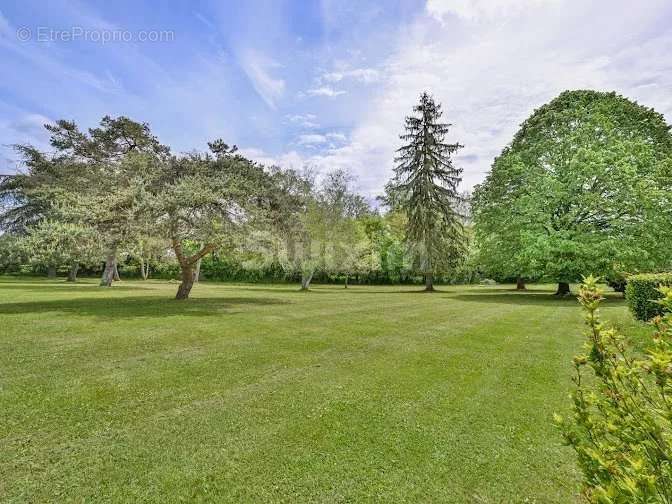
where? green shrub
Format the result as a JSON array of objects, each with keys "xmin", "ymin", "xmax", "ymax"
[
  {"xmin": 555, "ymin": 276, "xmax": 672, "ymax": 502},
  {"xmin": 625, "ymin": 273, "xmax": 672, "ymax": 321}
]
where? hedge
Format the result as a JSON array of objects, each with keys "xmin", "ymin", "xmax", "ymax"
[{"xmin": 625, "ymin": 273, "xmax": 672, "ymax": 321}]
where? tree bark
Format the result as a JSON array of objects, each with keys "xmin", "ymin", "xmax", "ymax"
[
  {"xmin": 516, "ymin": 277, "xmax": 526, "ymax": 290},
  {"xmin": 139, "ymin": 257, "xmax": 149, "ymax": 280},
  {"xmin": 555, "ymin": 282, "xmax": 571, "ymax": 296},
  {"xmin": 301, "ymin": 271, "xmax": 314, "ymax": 291},
  {"xmin": 113, "ymin": 260, "xmax": 121, "ymax": 281},
  {"xmin": 67, "ymin": 263, "xmax": 79, "ymax": 282},
  {"xmin": 344, "ymin": 274, "xmax": 348, "ymax": 289},
  {"xmin": 172, "ymin": 237, "xmax": 215, "ymax": 300},
  {"xmin": 47, "ymin": 265, "xmax": 57, "ymax": 279},
  {"xmin": 287, "ymin": 235, "xmax": 296, "ymax": 264},
  {"xmin": 100, "ymin": 253, "xmax": 116, "ymax": 287},
  {"xmin": 193, "ymin": 257, "xmax": 202, "ymax": 283},
  {"xmin": 175, "ymin": 264, "xmax": 195, "ymax": 300},
  {"xmin": 425, "ymin": 272, "xmax": 435, "ymax": 292}
]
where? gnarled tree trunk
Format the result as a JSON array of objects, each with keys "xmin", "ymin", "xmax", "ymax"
[
  {"xmin": 555, "ymin": 282, "xmax": 571, "ymax": 296},
  {"xmin": 47, "ymin": 265, "xmax": 57, "ymax": 279},
  {"xmin": 425, "ymin": 272, "xmax": 435, "ymax": 292},
  {"xmin": 344, "ymin": 274, "xmax": 348, "ymax": 289},
  {"xmin": 176, "ymin": 264, "xmax": 195, "ymax": 300},
  {"xmin": 516, "ymin": 277, "xmax": 526, "ymax": 290},
  {"xmin": 172, "ymin": 238, "xmax": 215, "ymax": 300},
  {"xmin": 100, "ymin": 252, "xmax": 116, "ymax": 287},
  {"xmin": 67, "ymin": 263, "xmax": 79, "ymax": 282},
  {"xmin": 113, "ymin": 260, "xmax": 121, "ymax": 281}
]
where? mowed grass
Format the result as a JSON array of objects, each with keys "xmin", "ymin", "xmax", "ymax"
[{"xmin": 0, "ymin": 278, "xmax": 643, "ymax": 503}]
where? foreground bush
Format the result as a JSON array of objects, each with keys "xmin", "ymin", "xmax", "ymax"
[
  {"xmin": 556, "ymin": 276, "xmax": 672, "ymax": 503},
  {"xmin": 626, "ymin": 273, "xmax": 672, "ymax": 321}
]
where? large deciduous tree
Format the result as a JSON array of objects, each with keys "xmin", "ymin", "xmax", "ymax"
[
  {"xmin": 43, "ymin": 116, "xmax": 169, "ymax": 287},
  {"xmin": 147, "ymin": 142, "xmax": 266, "ymax": 300},
  {"xmin": 384, "ymin": 92, "xmax": 467, "ymax": 291},
  {"xmin": 1, "ymin": 116, "xmax": 171, "ymax": 287},
  {"xmin": 473, "ymin": 90, "xmax": 672, "ymax": 295},
  {"xmin": 22, "ymin": 220, "xmax": 102, "ymax": 281}
]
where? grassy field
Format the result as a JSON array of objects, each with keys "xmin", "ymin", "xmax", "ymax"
[{"xmin": 0, "ymin": 277, "xmax": 644, "ymax": 503}]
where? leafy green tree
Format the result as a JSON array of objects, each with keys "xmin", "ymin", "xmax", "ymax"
[
  {"xmin": 22, "ymin": 220, "xmax": 102, "ymax": 281},
  {"xmin": 146, "ymin": 144, "xmax": 266, "ymax": 299},
  {"xmin": 265, "ymin": 166, "xmax": 313, "ymax": 273},
  {"xmin": 130, "ymin": 235, "xmax": 168, "ymax": 280},
  {"xmin": 43, "ymin": 117, "xmax": 169, "ymax": 286},
  {"xmin": 297, "ymin": 169, "xmax": 370, "ymax": 290},
  {"xmin": 384, "ymin": 92, "xmax": 467, "ymax": 291},
  {"xmin": 472, "ymin": 153, "xmax": 538, "ymax": 289},
  {"xmin": 474, "ymin": 90, "xmax": 672, "ymax": 295},
  {"xmin": 334, "ymin": 219, "xmax": 378, "ymax": 288},
  {"xmin": 1, "ymin": 116, "xmax": 170, "ymax": 287}
]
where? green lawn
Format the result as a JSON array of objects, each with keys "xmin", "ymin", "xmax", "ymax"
[{"xmin": 0, "ymin": 278, "xmax": 643, "ymax": 503}]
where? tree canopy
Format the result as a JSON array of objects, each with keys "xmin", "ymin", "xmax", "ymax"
[{"xmin": 473, "ymin": 90, "xmax": 672, "ymax": 294}]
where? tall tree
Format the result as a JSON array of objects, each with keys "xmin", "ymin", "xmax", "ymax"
[
  {"xmin": 473, "ymin": 90, "xmax": 672, "ymax": 295},
  {"xmin": 1, "ymin": 116, "xmax": 170, "ymax": 287},
  {"xmin": 384, "ymin": 92, "xmax": 467, "ymax": 291},
  {"xmin": 146, "ymin": 143, "xmax": 267, "ymax": 300},
  {"xmin": 42, "ymin": 116, "xmax": 169, "ymax": 287}
]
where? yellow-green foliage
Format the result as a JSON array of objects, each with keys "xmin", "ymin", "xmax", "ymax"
[
  {"xmin": 556, "ymin": 276, "xmax": 672, "ymax": 503},
  {"xmin": 626, "ymin": 273, "xmax": 672, "ymax": 321}
]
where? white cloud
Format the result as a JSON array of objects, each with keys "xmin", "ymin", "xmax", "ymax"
[
  {"xmin": 326, "ymin": 132, "xmax": 347, "ymax": 142},
  {"xmin": 239, "ymin": 49, "xmax": 285, "ymax": 109},
  {"xmin": 0, "ymin": 10, "xmax": 11, "ymax": 38},
  {"xmin": 426, "ymin": 0, "xmax": 559, "ymax": 22},
  {"xmin": 239, "ymin": 147, "xmax": 307, "ymax": 170},
  {"xmin": 321, "ymin": 68, "xmax": 381, "ymax": 84},
  {"xmin": 286, "ymin": 113, "xmax": 319, "ymax": 128},
  {"xmin": 287, "ymin": 0, "xmax": 672, "ymax": 198},
  {"xmin": 297, "ymin": 133, "xmax": 328, "ymax": 145},
  {"xmin": 306, "ymin": 86, "xmax": 346, "ymax": 97}
]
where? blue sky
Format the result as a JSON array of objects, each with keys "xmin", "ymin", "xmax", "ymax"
[{"xmin": 1, "ymin": 0, "xmax": 671, "ymax": 197}]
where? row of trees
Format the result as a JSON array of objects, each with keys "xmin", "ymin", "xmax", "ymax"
[
  {"xmin": 1, "ymin": 90, "xmax": 671, "ymax": 297},
  {"xmin": 0, "ymin": 95, "xmax": 469, "ymax": 298}
]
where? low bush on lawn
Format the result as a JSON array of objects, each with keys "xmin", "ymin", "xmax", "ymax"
[{"xmin": 625, "ymin": 273, "xmax": 672, "ymax": 321}]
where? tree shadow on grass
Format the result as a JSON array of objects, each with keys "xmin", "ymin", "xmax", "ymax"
[
  {"xmin": 0, "ymin": 295, "xmax": 290, "ymax": 319},
  {"xmin": 0, "ymin": 282, "xmax": 156, "ymax": 292},
  {"xmin": 233, "ymin": 286, "xmax": 456, "ymax": 295},
  {"xmin": 450, "ymin": 289, "xmax": 625, "ymax": 306}
]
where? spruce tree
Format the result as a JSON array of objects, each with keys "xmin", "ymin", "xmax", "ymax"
[{"xmin": 384, "ymin": 92, "xmax": 466, "ymax": 291}]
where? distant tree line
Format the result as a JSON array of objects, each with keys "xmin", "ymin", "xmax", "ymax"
[{"xmin": 1, "ymin": 90, "xmax": 671, "ymax": 298}]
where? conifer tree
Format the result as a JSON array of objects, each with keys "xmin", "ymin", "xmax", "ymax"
[{"xmin": 384, "ymin": 92, "xmax": 466, "ymax": 291}]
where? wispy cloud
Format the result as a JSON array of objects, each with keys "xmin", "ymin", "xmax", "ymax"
[
  {"xmin": 286, "ymin": 113, "xmax": 319, "ymax": 128},
  {"xmin": 2, "ymin": 0, "xmax": 671, "ymax": 199},
  {"xmin": 321, "ymin": 68, "xmax": 380, "ymax": 84},
  {"xmin": 426, "ymin": 0, "xmax": 559, "ymax": 22},
  {"xmin": 306, "ymin": 86, "xmax": 346, "ymax": 97},
  {"xmin": 239, "ymin": 49, "xmax": 285, "ymax": 109},
  {"xmin": 297, "ymin": 133, "xmax": 327, "ymax": 145}
]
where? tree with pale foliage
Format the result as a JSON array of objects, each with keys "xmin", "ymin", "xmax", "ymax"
[
  {"xmin": 1, "ymin": 116, "xmax": 170, "ymax": 287},
  {"xmin": 22, "ymin": 220, "xmax": 102, "ymax": 281},
  {"xmin": 384, "ymin": 92, "xmax": 467, "ymax": 291},
  {"xmin": 145, "ymin": 142, "xmax": 267, "ymax": 299}
]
